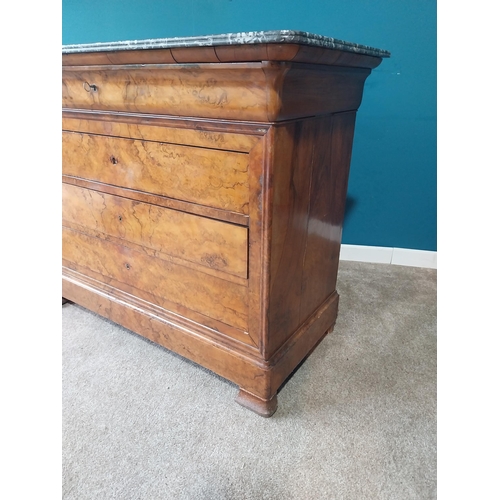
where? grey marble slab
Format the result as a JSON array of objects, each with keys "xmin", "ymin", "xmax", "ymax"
[{"xmin": 62, "ymin": 30, "xmax": 390, "ymax": 58}]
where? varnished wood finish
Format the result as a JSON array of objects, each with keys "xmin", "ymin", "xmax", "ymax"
[
  {"xmin": 62, "ymin": 270, "xmax": 338, "ymax": 399},
  {"xmin": 62, "ymin": 62, "xmax": 371, "ymax": 121},
  {"xmin": 235, "ymin": 389, "xmax": 277, "ymax": 418},
  {"xmin": 62, "ymin": 111, "xmax": 262, "ymax": 153},
  {"xmin": 62, "ymin": 39, "xmax": 384, "ymax": 416},
  {"xmin": 63, "ymin": 183, "xmax": 248, "ymax": 279},
  {"xmin": 267, "ymin": 113, "xmax": 356, "ymax": 357},
  {"xmin": 62, "ymin": 63, "xmax": 270, "ymax": 121},
  {"xmin": 62, "ymin": 131, "xmax": 250, "ymax": 214},
  {"xmin": 64, "ymin": 267, "xmax": 254, "ymax": 347},
  {"xmin": 264, "ymin": 63, "xmax": 370, "ymax": 121},
  {"xmin": 62, "ymin": 175, "xmax": 249, "ymax": 227},
  {"xmin": 62, "ymin": 43, "xmax": 383, "ymax": 70},
  {"xmin": 63, "ymin": 227, "xmax": 250, "ymax": 333},
  {"xmin": 62, "ymin": 48, "xmax": 177, "ymax": 66}
]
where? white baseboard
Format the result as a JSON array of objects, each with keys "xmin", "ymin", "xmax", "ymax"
[{"xmin": 340, "ymin": 244, "xmax": 437, "ymax": 269}]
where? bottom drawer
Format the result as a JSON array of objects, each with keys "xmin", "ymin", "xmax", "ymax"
[{"xmin": 62, "ymin": 226, "xmax": 249, "ymax": 334}]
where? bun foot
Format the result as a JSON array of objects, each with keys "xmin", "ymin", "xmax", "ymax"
[
  {"xmin": 325, "ymin": 318, "xmax": 337, "ymax": 335},
  {"xmin": 235, "ymin": 389, "xmax": 277, "ymax": 417}
]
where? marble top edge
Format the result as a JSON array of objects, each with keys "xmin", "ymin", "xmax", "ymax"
[{"xmin": 62, "ymin": 30, "xmax": 390, "ymax": 58}]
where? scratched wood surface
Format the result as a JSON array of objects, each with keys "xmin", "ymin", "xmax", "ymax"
[
  {"xmin": 62, "ymin": 131, "xmax": 250, "ymax": 214},
  {"xmin": 63, "ymin": 183, "xmax": 249, "ymax": 279}
]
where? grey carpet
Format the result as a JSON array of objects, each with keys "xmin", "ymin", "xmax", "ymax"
[{"xmin": 62, "ymin": 261, "xmax": 437, "ymax": 500}]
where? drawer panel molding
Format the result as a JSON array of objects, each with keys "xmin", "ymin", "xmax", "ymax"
[
  {"xmin": 62, "ymin": 131, "xmax": 250, "ymax": 214},
  {"xmin": 63, "ymin": 227, "xmax": 249, "ymax": 331},
  {"xmin": 63, "ymin": 183, "xmax": 248, "ymax": 279}
]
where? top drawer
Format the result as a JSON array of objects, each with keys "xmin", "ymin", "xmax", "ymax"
[{"xmin": 62, "ymin": 64, "xmax": 270, "ymax": 121}]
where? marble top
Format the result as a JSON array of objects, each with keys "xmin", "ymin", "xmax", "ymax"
[{"xmin": 62, "ymin": 30, "xmax": 390, "ymax": 58}]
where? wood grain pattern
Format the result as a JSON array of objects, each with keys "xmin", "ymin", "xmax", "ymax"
[
  {"xmin": 62, "ymin": 131, "xmax": 250, "ymax": 214},
  {"xmin": 298, "ymin": 113, "xmax": 356, "ymax": 322},
  {"xmin": 63, "ymin": 226, "xmax": 249, "ymax": 331},
  {"xmin": 62, "ymin": 267, "xmax": 339, "ymax": 409},
  {"xmin": 245, "ymin": 136, "xmax": 269, "ymax": 351},
  {"xmin": 267, "ymin": 290, "xmax": 340, "ymax": 396},
  {"xmin": 62, "ymin": 175, "xmax": 249, "ymax": 227},
  {"xmin": 62, "ymin": 114, "xmax": 261, "ymax": 153},
  {"xmin": 266, "ymin": 120, "xmax": 316, "ymax": 357},
  {"xmin": 63, "ymin": 274, "xmax": 270, "ymax": 391},
  {"xmin": 263, "ymin": 62, "xmax": 371, "ymax": 121},
  {"xmin": 62, "ymin": 62, "xmax": 371, "ymax": 122},
  {"xmin": 64, "ymin": 266, "xmax": 254, "ymax": 347},
  {"xmin": 61, "ymin": 41, "xmax": 382, "ymax": 415},
  {"xmin": 62, "ymin": 63, "xmax": 270, "ymax": 121},
  {"xmin": 62, "ymin": 183, "xmax": 249, "ymax": 279},
  {"xmin": 266, "ymin": 113, "xmax": 355, "ymax": 357},
  {"xmin": 63, "ymin": 109, "xmax": 268, "ymax": 141}
]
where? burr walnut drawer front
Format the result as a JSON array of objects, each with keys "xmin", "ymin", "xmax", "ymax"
[
  {"xmin": 62, "ymin": 225, "xmax": 250, "ymax": 336},
  {"xmin": 62, "ymin": 183, "xmax": 248, "ymax": 279},
  {"xmin": 61, "ymin": 64, "xmax": 269, "ymax": 121},
  {"xmin": 62, "ymin": 131, "xmax": 250, "ymax": 214}
]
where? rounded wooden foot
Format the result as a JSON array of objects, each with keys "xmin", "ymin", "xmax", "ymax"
[
  {"xmin": 235, "ymin": 389, "xmax": 277, "ymax": 417},
  {"xmin": 325, "ymin": 319, "xmax": 337, "ymax": 335}
]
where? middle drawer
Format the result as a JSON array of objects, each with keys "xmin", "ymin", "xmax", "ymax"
[
  {"xmin": 62, "ymin": 131, "xmax": 250, "ymax": 214},
  {"xmin": 62, "ymin": 183, "xmax": 248, "ymax": 279}
]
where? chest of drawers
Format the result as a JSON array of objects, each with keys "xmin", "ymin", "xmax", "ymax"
[{"xmin": 62, "ymin": 31, "xmax": 389, "ymax": 416}]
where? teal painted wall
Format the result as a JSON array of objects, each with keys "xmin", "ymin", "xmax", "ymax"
[{"xmin": 62, "ymin": 0, "xmax": 437, "ymax": 251}]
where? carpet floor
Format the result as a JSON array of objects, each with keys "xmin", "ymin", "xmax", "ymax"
[{"xmin": 62, "ymin": 260, "xmax": 437, "ymax": 499}]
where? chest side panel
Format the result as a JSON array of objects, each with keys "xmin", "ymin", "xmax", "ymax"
[{"xmin": 267, "ymin": 113, "xmax": 356, "ymax": 357}]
